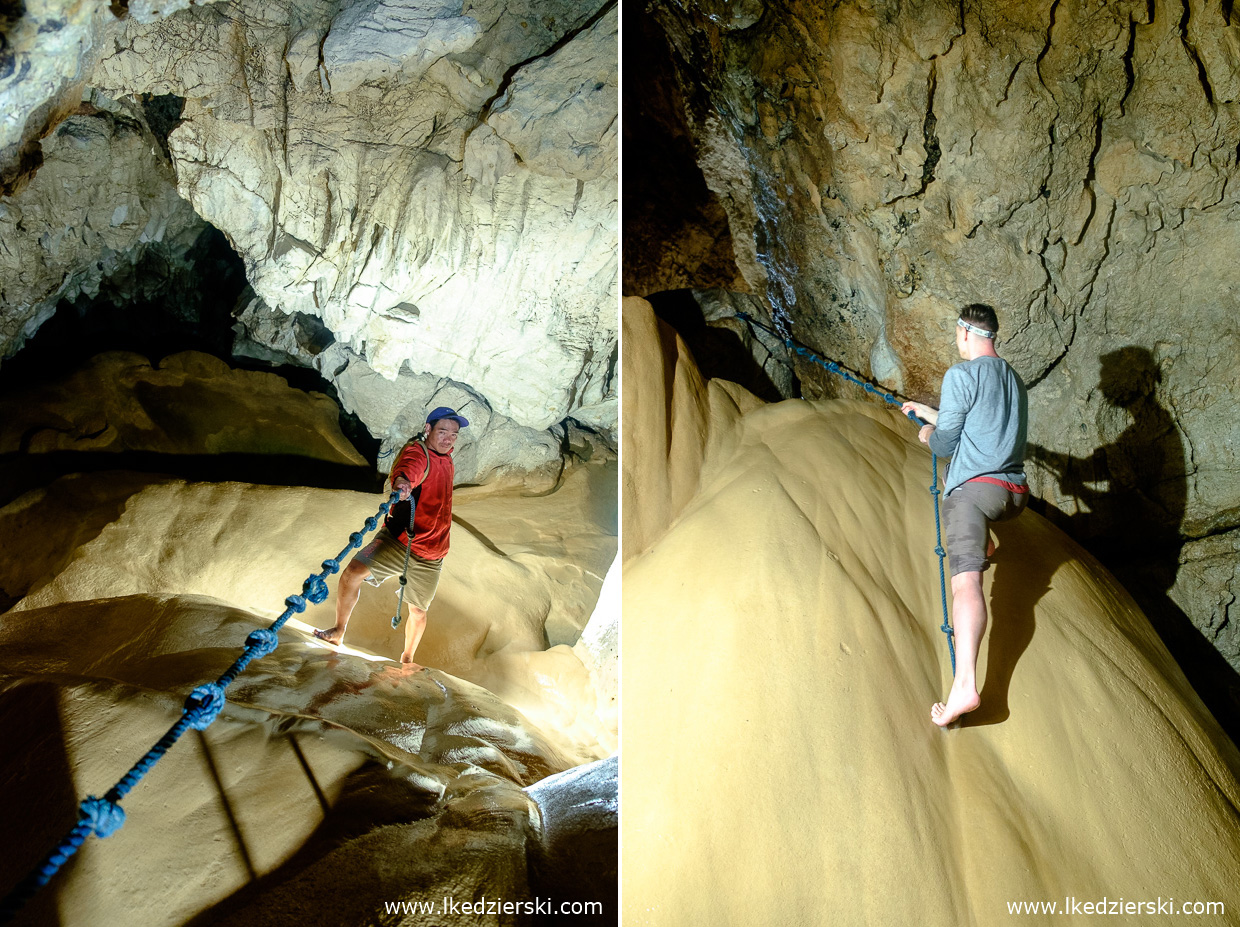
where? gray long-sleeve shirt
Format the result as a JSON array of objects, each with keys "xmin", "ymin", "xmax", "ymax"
[{"xmin": 928, "ymin": 355, "xmax": 1028, "ymax": 495}]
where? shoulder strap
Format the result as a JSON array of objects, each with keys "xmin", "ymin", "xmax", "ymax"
[{"xmin": 388, "ymin": 435, "xmax": 433, "ymax": 489}]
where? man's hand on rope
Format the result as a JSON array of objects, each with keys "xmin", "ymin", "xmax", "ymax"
[
  {"xmin": 393, "ymin": 477, "xmax": 413, "ymax": 500},
  {"xmin": 900, "ymin": 400, "xmax": 938, "ymax": 425}
]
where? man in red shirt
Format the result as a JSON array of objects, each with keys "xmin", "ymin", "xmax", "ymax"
[{"xmin": 314, "ymin": 406, "xmax": 467, "ymax": 664}]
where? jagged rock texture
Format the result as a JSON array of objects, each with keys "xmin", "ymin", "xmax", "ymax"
[
  {"xmin": 91, "ymin": 0, "xmax": 618, "ymax": 431},
  {"xmin": 2, "ymin": 0, "xmax": 617, "ymax": 443},
  {"xmin": 0, "ymin": 95, "xmax": 208, "ymax": 361},
  {"xmin": 637, "ymin": 0, "xmax": 1240, "ymax": 690}
]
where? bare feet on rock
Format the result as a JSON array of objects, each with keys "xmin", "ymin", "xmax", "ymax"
[
  {"xmin": 399, "ymin": 652, "xmax": 423, "ymax": 669},
  {"xmin": 931, "ymin": 683, "xmax": 981, "ymax": 727},
  {"xmin": 313, "ymin": 627, "xmax": 344, "ymax": 645}
]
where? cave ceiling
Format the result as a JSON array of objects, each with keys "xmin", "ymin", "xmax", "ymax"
[{"xmin": 0, "ymin": 0, "xmax": 618, "ymax": 483}]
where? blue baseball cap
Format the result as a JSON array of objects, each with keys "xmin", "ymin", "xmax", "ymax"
[{"xmin": 426, "ymin": 406, "xmax": 469, "ymax": 428}]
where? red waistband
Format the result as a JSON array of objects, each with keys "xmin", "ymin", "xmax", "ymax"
[{"xmin": 967, "ymin": 476, "xmax": 1029, "ymax": 493}]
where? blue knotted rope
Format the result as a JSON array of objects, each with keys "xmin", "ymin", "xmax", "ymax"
[
  {"xmin": 0, "ymin": 491, "xmax": 401, "ymax": 923},
  {"xmin": 736, "ymin": 312, "xmax": 957, "ymax": 673},
  {"xmin": 392, "ymin": 493, "xmax": 416, "ymax": 630}
]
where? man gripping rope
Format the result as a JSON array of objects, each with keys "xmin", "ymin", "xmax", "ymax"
[
  {"xmin": 314, "ymin": 406, "xmax": 468, "ymax": 664},
  {"xmin": 902, "ymin": 304, "xmax": 1029, "ymax": 727}
]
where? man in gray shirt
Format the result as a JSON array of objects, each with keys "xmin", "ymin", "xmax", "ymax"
[{"xmin": 902, "ymin": 304, "xmax": 1029, "ymax": 727}]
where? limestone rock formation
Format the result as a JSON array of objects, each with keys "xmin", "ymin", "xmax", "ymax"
[
  {"xmin": 622, "ymin": 296, "xmax": 1240, "ymax": 924},
  {"xmin": 0, "ymin": 97, "xmax": 207, "ymax": 363},
  {"xmin": 232, "ymin": 292, "xmax": 570, "ymax": 487},
  {"xmin": 83, "ymin": 0, "xmax": 618, "ymax": 432},
  {"xmin": 630, "ymin": 0, "xmax": 1240, "ymax": 701},
  {"xmin": 0, "ymin": 594, "xmax": 614, "ymax": 925},
  {"xmin": 0, "ymin": 341, "xmax": 616, "ymax": 922},
  {"xmin": 2, "ymin": 0, "xmax": 618, "ymax": 487}
]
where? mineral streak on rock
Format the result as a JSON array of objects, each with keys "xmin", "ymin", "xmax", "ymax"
[
  {"xmin": 621, "ymin": 296, "xmax": 1240, "ymax": 925},
  {"xmin": 634, "ymin": 0, "xmax": 1240, "ymax": 699}
]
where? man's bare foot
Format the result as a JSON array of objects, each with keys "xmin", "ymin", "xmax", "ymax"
[
  {"xmin": 931, "ymin": 684, "xmax": 981, "ymax": 727},
  {"xmin": 399, "ymin": 653, "xmax": 423, "ymax": 668},
  {"xmin": 313, "ymin": 627, "xmax": 344, "ymax": 645}
]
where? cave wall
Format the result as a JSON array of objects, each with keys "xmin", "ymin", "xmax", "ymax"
[
  {"xmin": 635, "ymin": 0, "xmax": 1240, "ymax": 692},
  {"xmin": 0, "ymin": 94, "xmax": 209, "ymax": 361},
  {"xmin": 1, "ymin": 0, "xmax": 617, "ymax": 455}
]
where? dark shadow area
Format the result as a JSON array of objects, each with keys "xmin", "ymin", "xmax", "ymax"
[
  {"xmin": 622, "ymin": 2, "xmax": 741, "ymax": 296},
  {"xmin": 181, "ymin": 758, "xmax": 446, "ymax": 927},
  {"xmin": 0, "ymin": 453, "xmax": 380, "ymax": 509},
  {"xmin": 184, "ymin": 746, "xmax": 618, "ymax": 927},
  {"xmin": 648, "ymin": 289, "xmax": 786, "ymax": 403},
  {"xmin": 0, "ymin": 225, "xmax": 247, "ymax": 388},
  {"xmin": 0, "ymin": 225, "xmax": 381, "ymax": 468},
  {"xmin": 197, "ymin": 730, "xmax": 258, "ymax": 882},
  {"xmin": 525, "ymin": 756, "xmax": 618, "ymax": 927},
  {"xmin": 1026, "ymin": 346, "xmax": 1240, "ymax": 742},
  {"xmin": 0, "ymin": 681, "xmax": 75, "ymax": 926},
  {"xmin": 287, "ymin": 733, "xmax": 331, "ymax": 816}
]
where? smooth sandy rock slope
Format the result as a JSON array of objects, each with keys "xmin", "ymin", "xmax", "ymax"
[{"xmin": 621, "ymin": 297, "xmax": 1240, "ymax": 925}]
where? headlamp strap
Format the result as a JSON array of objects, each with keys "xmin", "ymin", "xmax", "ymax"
[{"xmin": 957, "ymin": 318, "xmax": 996, "ymax": 340}]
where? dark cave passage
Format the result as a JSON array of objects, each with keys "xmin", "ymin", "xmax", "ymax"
[{"xmin": 0, "ymin": 223, "xmax": 382, "ymax": 475}]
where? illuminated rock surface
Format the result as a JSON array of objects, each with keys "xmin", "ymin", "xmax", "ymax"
[
  {"xmin": 2, "ymin": 0, "xmax": 617, "ymax": 457},
  {"xmin": 622, "ymin": 296, "xmax": 1240, "ymax": 924},
  {"xmin": 0, "ymin": 351, "xmax": 616, "ymax": 924}
]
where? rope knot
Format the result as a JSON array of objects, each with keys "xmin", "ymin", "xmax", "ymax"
[
  {"xmin": 378, "ymin": 502, "xmax": 391, "ymax": 515},
  {"xmin": 184, "ymin": 683, "xmax": 226, "ymax": 731},
  {"xmin": 935, "ymin": 546, "xmax": 946, "ymax": 557},
  {"xmin": 303, "ymin": 574, "xmax": 330, "ymax": 604},
  {"xmin": 284, "ymin": 594, "xmax": 307, "ymax": 613},
  {"xmin": 349, "ymin": 532, "xmax": 365, "ymax": 547},
  {"xmin": 321, "ymin": 558, "xmax": 340, "ymax": 575},
  {"xmin": 364, "ymin": 516, "xmax": 378, "ymax": 531},
  {"xmin": 245, "ymin": 628, "xmax": 279, "ymax": 658},
  {"xmin": 79, "ymin": 796, "xmax": 126, "ymax": 838}
]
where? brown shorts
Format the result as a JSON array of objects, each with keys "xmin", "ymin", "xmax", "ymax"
[
  {"xmin": 353, "ymin": 528, "xmax": 443, "ymax": 612},
  {"xmin": 942, "ymin": 480, "xmax": 1029, "ymax": 576}
]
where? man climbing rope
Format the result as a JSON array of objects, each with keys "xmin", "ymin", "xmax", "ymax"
[
  {"xmin": 314, "ymin": 406, "xmax": 468, "ymax": 664},
  {"xmin": 901, "ymin": 304, "xmax": 1028, "ymax": 727}
]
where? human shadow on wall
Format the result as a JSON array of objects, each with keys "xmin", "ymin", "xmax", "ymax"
[{"xmin": 1024, "ymin": 347, "xmax": 1240, "ymax": 741}]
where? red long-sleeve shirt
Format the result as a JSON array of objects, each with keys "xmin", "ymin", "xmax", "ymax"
[{"xmin": 383, "ymin": 440, "xmax": 454, "ymax": 559}]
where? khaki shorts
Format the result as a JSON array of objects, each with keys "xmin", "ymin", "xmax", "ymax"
[
  {"xmin": 353, "ymin": 528, "xmax": 443, "ymax": 612},
  {"xmin": 942, "ymin": 480, "xmax": 1029, "ymax": 576}
]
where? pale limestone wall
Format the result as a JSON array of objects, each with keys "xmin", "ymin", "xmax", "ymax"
[{"xmin": 1, "ymin": 0, "xmax": 617, "ymax": 452}]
